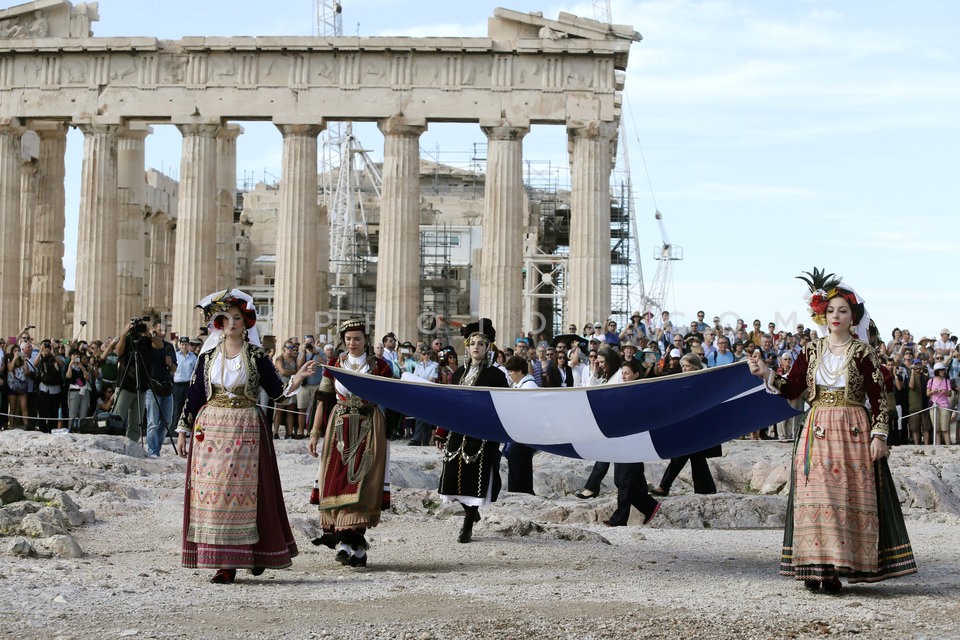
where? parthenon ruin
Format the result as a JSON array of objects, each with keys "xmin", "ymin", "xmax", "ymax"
[{"xmin": 0, "ymin": 0, "xmax": 640, "ymax": 342}]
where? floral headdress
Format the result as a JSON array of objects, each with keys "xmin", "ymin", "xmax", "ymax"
[
  {"xmin": 796, "ymin": 268, "xmax": 870, "ymax": 342},
  {"xmin": 195, "ymin": 288, "xmax": 261, "ymax": 353}
]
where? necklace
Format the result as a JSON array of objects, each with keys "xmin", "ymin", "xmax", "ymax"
[
  {"xmin": 817, "ymin": 340, "xmax": 853, "ymax": 386},
  {"xmin": 827, "ymin": 335, "xmax": 853, "ymax": 350}
]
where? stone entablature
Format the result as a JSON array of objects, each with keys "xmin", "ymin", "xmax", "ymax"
[{"xmin": 0, "ymin": 8, "xmax": 636, "ymax": 126}]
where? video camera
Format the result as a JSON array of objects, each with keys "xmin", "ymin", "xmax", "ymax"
[{"xmin": 130, "ymin": 315, "xmax": 151, "ymax": 336}]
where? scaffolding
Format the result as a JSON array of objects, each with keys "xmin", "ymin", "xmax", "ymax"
[{"xmin": 419, "ymin": 223, "xmax": 458, "ymax": 343}]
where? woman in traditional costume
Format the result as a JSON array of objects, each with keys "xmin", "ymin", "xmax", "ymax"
[
  {"xmin": 749, "ymin": 269, "xmax": 917, "ymax": 594},
  {"xmin": 175, "ymin": 289, "xmax": 316, "ymax": 584},
  {"xmin": 432, "ymin": 319, "xmax": 509, "ymax": 543},
  {"xmin": 308, "ymin": 318, "xmax": 393, "ymax": 567}
]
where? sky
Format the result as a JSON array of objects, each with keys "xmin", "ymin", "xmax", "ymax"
[{"xmin": 56, "ymin": 0, "xmax": 960, "ymax": 339}]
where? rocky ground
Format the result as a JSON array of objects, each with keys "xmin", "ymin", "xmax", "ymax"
[{"xmin": 1, "ymin": 430, "xmax": 959, "ymax": 640}]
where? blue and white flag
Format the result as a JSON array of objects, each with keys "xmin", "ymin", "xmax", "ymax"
[{"xmin": 326, "ymin": 362, "xmax": 800, "ymax": 462}]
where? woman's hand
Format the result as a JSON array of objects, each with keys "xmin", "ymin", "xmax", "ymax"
[
  {"xmin": 176, "ymin": 433, "xmax": 188, "ymax": 458},
  {"xmin": 747, "ymin": 350, "xmax": 769, "ymax": 379},
  {"xmin": 870, "ymin": 436, "xmax": 888, "ymax": 461},
  {"xmin": 296, "ymin": 360, "xmax": 319, "ymax": 383},
  {"xmin": 308, "ymin": 434, "xmax": 320, "ymax": 458}
]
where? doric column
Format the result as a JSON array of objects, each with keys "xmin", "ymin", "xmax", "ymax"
[
  {"xmin": 146, "ymin": 213, "xmax": 170, "ymax": 313},
  {"xmin": 116, "ymin": 125, "xmax": 150, "ymax": 328},
  {"xmin": 74, "ymin": 122, "xmax": 121, "ymax": 339},
  {"xmin": 0, "ymin": 119, "xmax": 23, "ymax": 334},
  {"xmin": 273, "ymin": 123, "xmax": 323, "ymax": 342},
  {"xmin": 28, "ymin": 122, "xmax": 68, "ymax": 340},
  {"xmin": 567, "ymin": 121, "xmax": 616, "ymax": 326},
  {"xmin": 171, "ymin": 122, "xmax": 220, "ymax": 337},
  {"xmin": 479, "ymin": 121, "xmax": 528, "ymax": 344},
  {"xmin": 18, "ymin": 156, "xmax": 38, "ymax": 328},
  {"xmin": 375, "ymin": 117, "xmax": 425, "ymax": 341},
  {"xmin": 216, "ymin": 125, "xmax": 242, "ymax": 288}
]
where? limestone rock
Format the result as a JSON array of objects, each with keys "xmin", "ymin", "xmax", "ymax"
[
  {"xmin": 0, "ymin": 476, "xmax": 25, "ymax": 504},
  {"xmin": 20, "ymin": 507, "xmax": 69, "ymax": 537},
  {"xmin": 4, "ymin": 536, "xmax": 37, "ymax": 558},
  {"xmin": 40, "ymin": 534, "xmax": 84, "ymax": 558},
  {"xmin": 37, "ymin": 489, "xmax": 84, "ymax": 527}
]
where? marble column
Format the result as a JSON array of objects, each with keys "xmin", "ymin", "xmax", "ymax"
[
  {"xmin": 18, "ymin": 157, "xmax": 38, "ymax": 329},
  {"xmin": 116, "ymin": 126, "xmax": 149, "ymax": 329},
  {"xmin": 171, "ymin": 123, "xmax": 220, "ymax": 337},
  {"xmin": 375, "ymin": 117, "xmax": 425, "ymax": 341},
  {"xmin": 567, "ymin": 121, "xmax": 616, "ymax": 327},
  {"xmin": 479, "ymin": 122, "xmax": 528, "ymax": 344},
  {"xmin": 146, "ymin": 213, "xmax": 170, "ymax": 314},
  {"xmin": 216, "ymin": 125, "xmax": 242, "ymax": 288},
  {"xmin": 73, "ymin": 123, "xmax": 121, "ymax": 339},
  {"xmin": 273, "ymin": 124, "xmax": 322, "ymax": 342},
  {"xmin": 28, "ymin": 122, "xmax": 68, "ymax": 340},
  {"xmin": 0, "ymin": 119, "xmax": 23, "ymax": 334}
]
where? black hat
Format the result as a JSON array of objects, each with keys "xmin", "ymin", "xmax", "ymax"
[
  {"xmin": 461, "ymin": 317, "xmax": 496, "ymax": 343},
  {"xmin": 179, "ymin": 336, "xmax": 190, "ymax": 343},
  {"xmin": 338, "ymin": 318, "xmax": 367, "ymax": 341}
]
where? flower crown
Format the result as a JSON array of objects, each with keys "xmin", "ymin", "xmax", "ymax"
[{"xmin": 796, "ymin": 268, "xmax": 842, "ymax": 326}]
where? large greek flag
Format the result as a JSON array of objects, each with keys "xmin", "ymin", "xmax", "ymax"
[{"xmin": 326, "ymin": 362, "xmax": 800, "ymax": 462}]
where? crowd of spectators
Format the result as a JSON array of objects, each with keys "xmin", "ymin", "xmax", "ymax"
[{"xmin": 4, "ymin": 310, "xmax": 958, "ymax": 452}]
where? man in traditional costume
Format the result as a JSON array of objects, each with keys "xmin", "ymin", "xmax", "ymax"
[
  {"xmin": 308, "ymin": 318, "xmax": 393, "ymax": 567},
  {"xmin": 432, "ymin": 319, "xmax": 509, "ymax": 543}
]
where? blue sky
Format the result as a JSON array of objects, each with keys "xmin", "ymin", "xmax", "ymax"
[{"xmin": 59, "ymin": 0, "xmax": 960, "ymax": 339}]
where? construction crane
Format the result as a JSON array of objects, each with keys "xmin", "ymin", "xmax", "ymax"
[
  {"xmin": 315, "ymin": 1, "xmax": 382, "ymax": 326},
  {"xmin": 593, "ymin": 0, "xmax": 650, "ymax": 319},
  {"xmin": 646, "ymin": 210, "xmax": 683, "ymax": 314}
]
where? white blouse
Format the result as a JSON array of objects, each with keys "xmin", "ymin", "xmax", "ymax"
[{"xmin": 209, "ymin": 351, "xmax": 247, "ymax": 395}]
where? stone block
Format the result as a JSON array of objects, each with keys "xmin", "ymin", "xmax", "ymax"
[
  {"xmin": 0, "ymin": 476, "xmax": 24, "ymax": 504},
  {"xmin": 40, "ymin": 535, "xmax": 84, "ymax": 559},
  {"xmin": 4, "ymin": 536, "xmax": 37, "ymax": 558},
  {"xmin": 20, "ymin": 509, "xmax": 69, "ymax": 538}
]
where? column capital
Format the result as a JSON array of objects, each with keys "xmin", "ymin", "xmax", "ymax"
[
  {"xmin": 275, "ymin": 123, "xmax": 323, "ymax": 138},
  {"xmin": 378, "ymin": 116, "xmax": 426, "ymax": 138},
  {"xmin": 75, "ymin": 122, "xmax": 123, "ymax": 136},
  {"xmin": 175, "ymin": 122, "xmax": 222, "ymax": 137},
  {"xmin": 480, "ymin": 122, "xmax": 529, "ymax": 141},
  {"xmin": 28, "ymin": 121, "xmax": 68, "ymax": 139},
  {"xmin": 218, "ymin": 123, "xmax": 245, "ymax": 141},
  {"xmin": 0, "ymin": 117, "xmax": 24, "ymax": 135},
  {"xmin": 119, "ymin": 123, "xmax": 152, "ymax": 141},
  {"xmin": 567, "ymin": 120, "xmax": 619, "ymax": 140}
]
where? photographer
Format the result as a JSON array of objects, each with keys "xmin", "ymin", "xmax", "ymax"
[
  {"xmin": 294, "ymin": 335, "xmax": 326, "ymax": 439},
  {"xmin": 114, "ymin": 317, "xmax": 152, "ymax": 443},
  {"xmin": 65, "ymin": 349, "xmax": 92, "ymax": 431},
  {"xmin": 142, "ymin": 320, "xmax": 177, "ymax": 457},
  {"xmin": 34, "ymin": 340, "xmax": 63, "ymax": 433}
]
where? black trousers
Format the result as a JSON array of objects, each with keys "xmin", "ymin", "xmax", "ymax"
[
  {"xmin": 506, "ymin": 443, "xmax": 536, "ymax": 494},
  {"xmin": 583, "ymin": 461, "xmax": 610, "ymax": 493},
  {"xmin": 171, "ymin": 382, "xmax": 190, "ymax": 434},
  {"xmin": 36, "ymin": 390, "xmax": 60, "ymax": 433},
  {"xmin": 658, "ymin": 454, "xmax": 716, "ymax": 494},
  {"xmin": 608, "ymin": 463, "xmax": 657, "ymax": 525}
]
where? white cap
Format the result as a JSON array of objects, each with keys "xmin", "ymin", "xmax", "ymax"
[
  {"xmin": 933, "ymin": 362, "xmax": 946, "ymax": 372},
  {"xmin": 669, "ymin": 348, "xmax": 683, "ymax": 358}
]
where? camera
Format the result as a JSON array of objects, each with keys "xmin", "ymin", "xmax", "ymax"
[{"xmin": 129, "ymin": 315, "xmax": 150, "ymax": 337}]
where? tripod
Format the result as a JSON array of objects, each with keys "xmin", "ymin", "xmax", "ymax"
[{"xmin": 116, "ymin": 334, "xmax": 177, "ymax": 454}]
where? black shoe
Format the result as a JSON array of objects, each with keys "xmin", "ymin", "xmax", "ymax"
[
  {"xmin": 250, "ymin": 566, "xmax": 265, "ymax": 576},
  {"xmin": 803, "ymin": 580, "xmax": 821, "ymax": 592},
  {"xmin": 335, "ymin": 549, "xmax": 351, "ymax": 564},
  {"xmin": 347, "ymin": 554, "xmax": 367, "ymax": 567},
  {"xmin": 574, "ymin": 489, "xmax": 596, "ymax": 499},
  {"xmin": 822, "ymin": 578, "xmax": 842, "ymax": 595},
  {"xmin": 458, "ymin": 516, "xmax": 475, "ymax": 543},
  {"xmin": 407, "ymin": 440, "xmax": 422, "ymax": 446},
  {"xmin": 650, "ymin": 487, "xmax": 669, "ymax": 497},
  {"xmin": 312, "ymin": 532, "xmax": 339, "ymax": 549}
]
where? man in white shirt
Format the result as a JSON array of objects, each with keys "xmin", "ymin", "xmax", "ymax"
[{"xmin": 933, "ymin": 329, "xmax": 956, "ymax": 356}]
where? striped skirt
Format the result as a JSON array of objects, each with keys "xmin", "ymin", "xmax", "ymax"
[
  {"xmin": 181, "ymin": 404, "xmax": 298, "ymax": 570},
  {"xmin": 780, "ymin": 404, "xmax": 917, "ymax": 582}
]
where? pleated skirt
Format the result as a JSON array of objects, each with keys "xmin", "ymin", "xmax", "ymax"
[{"xmin": 780, "ymin": 405, "xmax": 917, "ymax": 582}]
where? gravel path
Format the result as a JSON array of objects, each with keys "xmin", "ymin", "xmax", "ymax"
[{"xmin": 2, "ymin": 433, "xmax": 958, "ymax": 640}]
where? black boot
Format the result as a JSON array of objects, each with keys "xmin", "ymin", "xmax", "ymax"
[
  {"xmin": 459, "ymin": 505, "xmax": 480, "ymax": 543},
  {"xmin": 311, "ymin": 529, "xmax": 339, "ymax": 549},
  {"xmin": 338, "ymin": 529, "xmax": 369, "ymax": 567}
]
